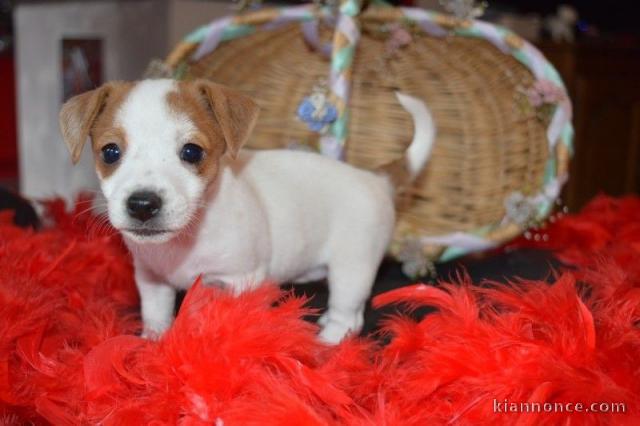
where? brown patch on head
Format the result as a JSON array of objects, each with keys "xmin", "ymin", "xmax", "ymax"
[
  {"xmin": 167, "ymin": 79, "xmax": 259, "ymax": 181},
  {"xmin": 90, "ymin": 83, "xmax": 135, "ymax": 178},
  {"xmin": 167, "ymin": 83, "xmax": 225, "ymax": 181},
  {"xmin": 59, "ymin": 81, "xmax": 135, "ymax": 179}
]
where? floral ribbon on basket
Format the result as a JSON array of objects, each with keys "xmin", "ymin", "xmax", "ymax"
[{"xmin": 318, "ymin": 0, "xmax": 361, "ymax": 160}]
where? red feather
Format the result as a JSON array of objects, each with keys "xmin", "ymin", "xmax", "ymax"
[{"xmin": 0, "ymin": 194, "xmax": 638, "ymax": 424}]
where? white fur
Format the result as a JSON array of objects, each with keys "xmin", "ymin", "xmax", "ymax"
[
  {"xmin": 96, "ymin": 81, "xmax": 435, "ymax": 344},
  {"xmin": 395, "ymin": 92, "xmax": 436, "ymax": 179},
  {"xmin": 103, "ymin": 80, "xmax": 205, "ymax": 240}
]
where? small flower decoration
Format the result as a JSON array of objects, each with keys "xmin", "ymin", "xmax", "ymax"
[
  {"xmin": 439, "ymin": 0, "xmax": 487, "ymax": 20},
  {"xmin": 519, "ymin": 79, "xmax": 567, "ymax": 122},
  {"xmin": 504, "ymin": 191, "xmax": 538, "ymax": 227},
  {"xmin": 525, "ymin": 79, "xmax": 566, "ymax": 108},
  {"xmin": 396, "ymin": 239, "xmax": 436, "ymax": 279},
  {"xmin": 385, "ymin": 23, "xmax": 413, "ymax": 54},
  {"xmin": 363, "ymin": 22, "xmax": 414, "ymax": 81},
  {"xmin": 297, "ymin": 84, "xmax": 338, "ymax": 134}
]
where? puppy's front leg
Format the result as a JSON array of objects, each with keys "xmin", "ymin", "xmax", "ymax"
[{"xmin": 136, "ymin": 267, "xmax": 176, "ymax": 339}]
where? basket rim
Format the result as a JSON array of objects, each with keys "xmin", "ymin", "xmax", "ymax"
[{"xmin": 163, "ymin": 3, "xmax": 574, "ymax": 264}]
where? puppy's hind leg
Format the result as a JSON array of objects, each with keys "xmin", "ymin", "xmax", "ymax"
[{"xmin": 318, "ymin": 261, "xmax": 378, "ymax": 344}]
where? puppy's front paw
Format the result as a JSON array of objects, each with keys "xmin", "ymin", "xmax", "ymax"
[
  {"xmin": 140, "ymin": 324, "xmax": 170, "ymax": 340},
  {"xmin": 317, "ymin": 307, "xmax": 364, "ymax": 344},
  {"xmin": 140, "ymin": 329, "xmax": 162, "ymax": 340},
  {"xmin": 318, "ymin": 320, "xmax": 354, "ymax": 344},
  {"xmin": 317, "ymin": 312, "xmax": 330, "ymax": 327},
  {"xmin": 318, "ymin": 317, "xmax": 362, "ymax": 345}
]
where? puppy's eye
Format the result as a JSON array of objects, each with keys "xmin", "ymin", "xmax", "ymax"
[
  {"xmin": 180, "ymin": 143, "xmax": 204, "ymax": 164},
  {"xmin": 101, "ymin": 143, "xmax": 121, "ymax": 164}
]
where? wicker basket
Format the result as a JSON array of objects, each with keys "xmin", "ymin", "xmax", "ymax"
[{"xmin": 158, "ymin": 1, "xmax": 573, "ymax": 272}]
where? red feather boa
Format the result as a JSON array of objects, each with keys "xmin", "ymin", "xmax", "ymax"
[{"xmin": 1, "ymin": 195, "xmax": 639, "ymax": 424}]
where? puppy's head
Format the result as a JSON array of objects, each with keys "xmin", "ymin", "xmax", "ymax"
[{"xmin": 59, "ymin": 79, "xmax": 259, "ymax": 243}]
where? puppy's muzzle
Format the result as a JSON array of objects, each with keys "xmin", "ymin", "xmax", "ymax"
[{"xmin": 126, "ymin": 191, "xmax": 162, "ymax": 222}]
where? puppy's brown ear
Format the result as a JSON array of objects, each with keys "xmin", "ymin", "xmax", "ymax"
[
  {"xmin": 59, "ymin": 85, "xmax": 110, "ymax": 164},
  {"xmin": 196, "ymin": 80, "xmax": 260, "ymax": 159}
]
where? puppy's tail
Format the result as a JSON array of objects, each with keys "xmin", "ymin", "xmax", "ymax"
[
  {"xmin": 379, "ymin": 92, "xmax": 436, "ymax": 187},
  {"xmin": 399, "ymin": 92, "xmax": 436, "ymax": 181}
]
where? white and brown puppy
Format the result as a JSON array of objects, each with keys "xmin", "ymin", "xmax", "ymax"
[{"xmin": 59, "ymin": 79, "xmax": 434, "ymax": 343}]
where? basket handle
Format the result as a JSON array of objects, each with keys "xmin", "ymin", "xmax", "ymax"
[
  {"xmin": 302, "ymin": 0, "xmax": 375, "ymax": 58},
  {"xmin": 318, "ymin": 0, "xmax": 362, "ymax": 159},
  {"xmin": 301, "ymin": 20, "xmax": 332, "ymax": 58},
  {"xmin": 337, "ymin": 0, "xmax": 363, "ymax": 17}
]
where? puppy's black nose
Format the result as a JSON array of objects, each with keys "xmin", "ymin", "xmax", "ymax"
[{"xmin": 126, "ymin": 191, "xmax": 162, "ymax": 222}]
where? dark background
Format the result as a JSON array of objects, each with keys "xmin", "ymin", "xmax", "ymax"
[{"xmin": 494, "ymin": 0, "xmax": 638, "ymax": 35}]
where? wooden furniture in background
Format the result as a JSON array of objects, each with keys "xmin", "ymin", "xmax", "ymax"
[
  {"xmin": 539, "ymin": 40, "xmax": 640, "ymax": 211},
  {"xmin": 0, "ymin": 51, "xmax": 17, "ymax": 181}
]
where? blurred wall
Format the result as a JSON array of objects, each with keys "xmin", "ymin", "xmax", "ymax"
[
  {"xmin": 15, "ymin": 0, "xmax": 168, "ymax": 201},
  {"xmin": 168, "ymin": 0, "xmax": 232, "ymax": 47}
]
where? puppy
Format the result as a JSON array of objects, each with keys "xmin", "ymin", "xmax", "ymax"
[{"xmin": 59, "ymin": 79, "xmax": 434, "ymax": 343}]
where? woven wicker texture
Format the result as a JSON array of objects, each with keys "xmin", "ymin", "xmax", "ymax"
[{"xmin": 182, "ymin": 22, "xmax": 547, "ymax": 243}]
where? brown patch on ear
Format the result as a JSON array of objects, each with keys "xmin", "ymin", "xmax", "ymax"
[
  {"xmin": 59, "ymin": 86, "xmax": 110, "ymax": 164},
  {"xmin": 59, "ymin": 81, "xmax": 135, "ymax": 166},
  {"xmin": 194, "ymin": 80, "xmax": 260, "ymax": 159}
]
